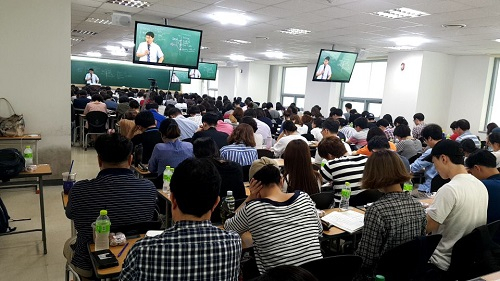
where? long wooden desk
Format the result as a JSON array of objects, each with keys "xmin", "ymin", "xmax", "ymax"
[
  {"xmin": 0, "ymin": 134, "xmax": 41, "ymax": 164},
  {"xmin": 472, "ymin": 270, "xmax": 500, "ymax": 280},
  {"xmin": 0, "ymin": 164, "xmax": 52, "ymax": 254}
]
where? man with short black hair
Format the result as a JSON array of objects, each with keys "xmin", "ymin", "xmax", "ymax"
[
  {"xmin": 366, "ymin": 113, "xmax": 377, "ymax": 129},
  {"xmin": 85, "ymin": 68, "xmax": 99, "ymax": 85},
  {"xmin": 244, "ymin": 108, "xmax": 272, "ymax": 140},
  {"xmin": 343, "ymin": 103, "xmax": 352, "ymax": 121},
  {"xmin": 455, "ymin": 118, "xmax": 481, "ymax": 148},
  {"xmin": 146, "ymin": 103, "xmax": 166, "ymax": 128},
  {"xmin": 412, "ymin": 113, "xmax": 426, "ymax": 139},
  {"xmin": 187, "ymin": 105, "xmax": 202, "ymax": 126},
  {"xmin": 131, "ymin": 111, "xmax": 162, "ymax": 164},
  {"xmin": 136, "ymin": 31, "xmax": 164, "ymax": 63},
  {"xmin": 376, "ymin": 118, "xmax": 394, "ymax": 140},
  {"xmin": 465, "ymin": 150, "xmax": 500, "ymax": 223},
  {"xmin": 314, "ymin": 119, "xmax": 351, "ymax": 164},
  {"xmin": 192, "ymin": 112, "xmax": 229, "ymax": 149},
  {"xmin": 65, "ymin": 134, "xmax": 156, "ymax": 279},
  {"xmin": 121, "ymin": 158, "xmax": 242, "ymax": 280},
  {"xmin": 410, "ymin": 124, "xmax": 442, "ymax": 197},
  {"xmin": 330, "ymin": 108, "xmax": 343, "ymax": 120},
  {"xmin": 73, "ymin": 90, "xmax": 90, "ymax": 109},
  {"xmin": 368, "ymin": 136, "xmax": 410, "ymax": 171},
  {"xmin": 168, "ymin": 107, "xmax": 198, "ymax": 140},
  {"xmin": 425, "ymin": 140, "xmax": 487, "ymax": 277},
  {"xmin": 347, "ymin": 117, "xmax": 369, "ymax": 149},
  {"xmin": 316, "ymin": 56, "xmax": 331, "ymax": 80}
]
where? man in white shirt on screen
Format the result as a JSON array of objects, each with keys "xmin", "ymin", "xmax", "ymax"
[
  {"xmin": 189, "ymin": 68, "xmax": 201, "ymax": 78},
  {"xmin": 315, "ymin": 56, "xmax": 332, "ymax": 80},
  {"xmin": 84, "ymin": 68, "xmax": 99, "ymax": 85},
  {"xmin": 136, "ymin": 31, "xmax": 164, "ymax": 63},
  {"xmin": 171, "ymin": 72, "xmax": 180, "ymax": 83}
]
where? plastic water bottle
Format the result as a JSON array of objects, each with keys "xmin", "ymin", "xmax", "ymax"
[
  {"xmin": 339, "ymin": 182, "xmax": 351, "ymax": 211},
  {"xmin": 163, "ymin": 166, "xmax": 173, "ymax": 196},
  {"xmin": 221, "ymin": 190, "xmax": 235, "ymax": 224},
  {"xmin": 403, "ymin": 181, "xmax": 413, "ymax": 192},
  {"xmin": 23, "ymin": 146, "xmax": 33, "ymax": 167},
  {"xmin": 374, "ymin": 275, "xmax": 385, "ymax": 281},
  {"xmin": 94, "ymin": 210, "xmax": 111, "ymax": 251}
]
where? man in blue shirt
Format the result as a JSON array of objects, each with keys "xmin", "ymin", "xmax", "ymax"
[
  {"xmin": 465, "ymin": 149, "xmax": 500, "ymax": 223},
  {"xmin": 410, "ymin": 124, "xmax": 442, "ymax": 197},
  {"xmin": 145, "ymin": 103, "xmax": 166, "ymax": 128}
]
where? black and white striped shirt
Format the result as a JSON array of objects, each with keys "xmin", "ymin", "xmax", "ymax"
[
  {"xmin": 224, "ymin": 191, "xmax": 323, "ymax": 273},
  {"xmin": 320, "ymin": 155, "xmax": 368, "ymax": 200},
  {"xmin": 66, "ymin": 168, "xmax": 156, "ymax": 271}
]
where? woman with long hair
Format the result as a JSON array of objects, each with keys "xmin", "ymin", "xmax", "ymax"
[
  {"xmin": 220, "ymin": 123, "xmax": 258, "ymax": 166},
  {"xmin": 282, "ymin": 139, "xmax": 322, "ymax": 195}
]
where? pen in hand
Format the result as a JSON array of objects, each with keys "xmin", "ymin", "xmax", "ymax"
[{"xmin": 117, "ymin": 242, "xmax": 129, "ymax": 257}]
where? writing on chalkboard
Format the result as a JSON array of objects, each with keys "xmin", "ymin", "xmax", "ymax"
[{"xmin": 170, "ymin": 35, "xmax": 197, "ymax": 53}]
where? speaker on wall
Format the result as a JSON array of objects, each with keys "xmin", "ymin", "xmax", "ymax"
[{"xmin": 111, "ymin": 12, "xmax": 131, "ymax": 27}]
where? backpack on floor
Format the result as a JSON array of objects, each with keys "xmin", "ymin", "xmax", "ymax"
[{"xmin": 0, "ymin": 197, "xmax": 15, "ymax": 233}]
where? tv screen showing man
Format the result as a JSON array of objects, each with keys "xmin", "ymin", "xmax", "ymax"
[
  {"xmin": 135, "ymin": 31, "xmax": 164, "ymax": 63},
  {"xmin": 315, "ymin": 56, "xmax": 332, "ymax": 80}
]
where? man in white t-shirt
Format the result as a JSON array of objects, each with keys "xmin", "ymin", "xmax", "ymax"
[
  {"xmin": 315, "ymin": 56, "xmax": 332, "ymax": 80},
  {"xmin": 314, "ymin": 119, "xmax": 351, "ymax": 164},
  {"xmin": 136, "ymin": 31, "xmax": 164, "ymax": 63},
  {"xmin": 425, "ymin": 140, "xmax": 488, "ymax": 278},
  {"xmin": 84, "ymin": 68, "xmax": 99, "ymax": 85},
  {"xmin": 189, "ymin": 69, "xmax": 201, "ymax": 78}
]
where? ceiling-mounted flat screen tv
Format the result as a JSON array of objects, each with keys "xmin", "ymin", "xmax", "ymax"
[
  {"xmin": 312, "ymin": 49, "xmax": 358, "ymax": 83},
  {"xmin": 133, "ymin": 21, "xmax": 202, "ymax": 69},
  {"xmin": 188, "ymin": 62, "xmax": 218, "ymax": 80},
  {"xmin": 170, "ymin": 71, "xmax": 191, "ymax": 84}
]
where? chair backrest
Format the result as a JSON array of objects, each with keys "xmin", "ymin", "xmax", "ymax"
[
  {"xmin": 86, "ymin": 111, "xmax": 108, "ymax": 133},
  {"xmin": 257, "ymin": 149, "xmax": 274, "ymax": 159},
  {"xmin": 448, "ymin": 220, "xmax": 500, "ymax": 281},
  {"xmin": 301, "ymin": 133, "xmax": 315, "ymax": 141},
  {"xmin": 349, "ymin": 189, "xmax": 384, "ymax": 207},
  {"xmin": 376, "ymin": 234, "xmax": 442, "ymax": 281},
  {"xmin": 110, "ymin": 220, "xmax": 163, "ymax": 235},
  {"xmin": 408, "ymin": 152, "xmax": 422, "ymax": 164},
  {"xmin": 430, "ymin": 174, "xmax": 450, "ymax": 192},
  {"xmin": 310, "ymin": 192, "xmax": 335, "ymax": 210},
  {"xmin": 300, "ymin": 255, "xmax": 362, "ymax": 281},
  {"xmin": 242, "ymin": 165, "xmax": 251, "ymax": 182}
]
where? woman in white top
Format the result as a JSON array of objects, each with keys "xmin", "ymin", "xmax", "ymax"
[
  {"xmin": 487, "ymin": 132, "xmax": 500, "ymax": 167},
  {"xmin": 290, "ymin": 114, "xmax": 308, "ymax": 135},
  {"xmin": 240, "ymin": 116, "xmax": 264, "ymax": 147},
  {"xmin": 273, "ymin": 121, "xmax": 308, "ymax": 157}
]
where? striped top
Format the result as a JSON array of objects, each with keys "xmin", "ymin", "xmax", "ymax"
[
  {"xmin": 224, "ymin": 191, "xmax": 323, "ymax": 273},
  {"xmin": 456, "ymin": 130, "xmax": 481, "ymax": 148},
  {"xmin": 220, "ymin": 143, "xmax": 258, "ymax": 166},
  {"xmin": 320, "ymin": 155, "xmax": 368, "ymax": 201},
  {"xmin": 65, "ymin": 168, "xmax": 156, "ymax": 271}
]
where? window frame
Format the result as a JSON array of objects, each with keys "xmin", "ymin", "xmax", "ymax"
[
  {"xmin": 280, "ymin": 66, "xmax": 308, "ymax": 109},
  {"xmin": 485, "ymin": 58, "xmax": 500, "ymax": 128}
]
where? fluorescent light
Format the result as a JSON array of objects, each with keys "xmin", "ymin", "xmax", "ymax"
[
  {"xmin": 390, "ymin": 37, "xmax": 428, "ymax": 47},
  {"xmin": 385, "ymin": 46, "xmax": 416, "ymax": 50},
  {"xmin": 229, "ymin": 54, "xmax": 246, "ymax": 61},
  {"xmin": 107, "ymin": 0, "xmax": 151, "ymax": 8},
  {"xmin": 494, "ymin": 39, "xmax": 500, "ymax": 43},
  {"xmin": 222, "ymin": 39, "xmax": 252, "ymax": 45},
  {"xmin": 279, "ymin": 28, "xmax": 311, "ymax": 35},
  {"xmin": 212, "ymin": 12, "xmax": 249, "ymax": 26},
  {"xmin": 111, "ymin": 49, "xmax": 128, "ymax": 56},
  {"xmin": 105, "ymin": 45, "xmax": 122, "ymax": 51},
  {"xmin": 200, "ymin": 46, "xmax": 209, "ymax": 50},
  {"xmin": 72, "ymin": 29, "xmax": 97, "ymax": 36},
  {"xmin": 264, "ymin": 51, "xmax": 284, "ymax": 59},
  {"xmin": 85, "ymin": 17, "xmax": 112, "ymax": 25},
  {"xmin": 71, "ymin": 37, "xmax": 84, "ymax": 42},
  {"xmin": 371, "ymin": 7, "xmax": 429, "ymax": 19},
  {"xmin": 120, "ymin": 41, "xmax": 135, "ymax": 47},
  {"xmin": 87, "ymin": 52, "xmax": 102, "ymax": 57}
]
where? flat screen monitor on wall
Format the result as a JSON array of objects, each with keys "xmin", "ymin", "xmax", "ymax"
[
  {"xmin": 170, "ymin": 71, "xmax": 191, "ymax": 84},
  {"xmin": 133, "ymin": 21, "xmax": 202, "ymax": 69},
  {"xmin": 188, "ymin": 62, "xmax": 218, "ymax": 80},
  {"xmin": 312, "ymin": 49, "xmax": 358, "ymax": 83}
]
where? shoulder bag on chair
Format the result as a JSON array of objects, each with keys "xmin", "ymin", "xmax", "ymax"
[{"xmin": 0, "ymin": 98, "xmax": 25, "ymax": 137}]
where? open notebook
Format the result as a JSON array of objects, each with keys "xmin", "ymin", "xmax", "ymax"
[{"xmin": 321, "ymin": 210, "xmax": 365, "ymax": 233}]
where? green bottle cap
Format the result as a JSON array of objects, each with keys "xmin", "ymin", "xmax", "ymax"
[
  {"xmin": 100, "ymin": 210, "xmax": 107, "ymax": 216},
  {"xmin": 26, "ymin": 145, "xmax": 31, "ymax": 148}
]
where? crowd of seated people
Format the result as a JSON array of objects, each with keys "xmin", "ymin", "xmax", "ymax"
[{"xmin": 69, "ymin": 85, "xmax": 498, "ymax": 281}]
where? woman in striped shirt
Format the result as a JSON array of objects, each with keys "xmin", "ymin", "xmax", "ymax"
[{"xmin": 220, "ymin": 123, "xmax": 258, "ymax": 167}]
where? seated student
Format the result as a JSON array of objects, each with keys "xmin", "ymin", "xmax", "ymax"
[
  {"xmin": 318, "ymin": 137, "xmax": 368, "ymax": 204},
  {"xmin": 117, "ymin": 110, "xmax": 140, "ymax": 140},
  {"xmin": 273, "ymin": 120, "xmax": 308, "ymax": 157},
  {"xmin": 412, "ymin": 112, "xmax": 426, "ymax": 140},
  {"xmin": 368, "ymin": 136, "xmax": 410, "ymax": 171},
  {"xmin": 73, "ymin": 90, "xmax": 90, "ymax": 110},
  {"xmin": 240, "ymin": 116, "xmax": 263, "ymax": 147},
  {"xmin": 115, "ymin": 96, "xmax": 130, "ymax": 120},
  {"xmin": 192, "ymin": 112, "xmax": 229, "ymax": 149},
  {"xmin": 354, "ymin": 127, "xmax": 397, "ymax": 157},
  {"xmin": 283, "ymin": 139, "xmax": 322, "ymax": 195},
  {"xmin": 460, "ymin": 138, "xmax": 479, "ymax": 160},
  {"xmin": 145, "ymin": 103, "xmax": 166, "ymax": 129},
  {"xmin": 83, "ymin": 94, "xmax": 107, "ymax": 115},
  {"xmin": 487, "ymin": 132, "xmax": 500, "ymax": 167},
  {"xmin": 393, "ymin": 124, "xmax": 423, "ymax": 160},
  {"xmin": 103, "ymin": 93, "xmax": 117, "ymax": 111},
  {"xmin": 310, "ymin": 118, "xmax": 323, "ymax": 141},
  {"xmin": 130, "ymin": 111, "xmax": 162, "ymax": 164},
  {"xmin": 225, "ymin": 158, "xmax": 323, "ymax": 274},
  {"xmin": 339, "ymin": 118, "xmax": 357, "ymax": 141},
  {"xmin": 354, "ymin": 150, "xmax": 426, "ymax": 280},
  {"xmin": 220, "ymin": 123, "xmax": 258, "ymax": 167},
  {"xmin": 455, "ymin": 118, "xmax": 480, "ymax": 148},
  {"xmin": 449, "ymin": 121, "xmax": 459, "ymax": 141},
  {"xmin": 148, "ymin": 119, "xmax": 193, "ymax": 177},
  {"xmin": 347, "ymin": 117, "xmax": 370, "ymax": 149},
  {"xmin": 120, "ymin": 158, "xmax": 242, "ymax": 281},
  {"xmin": 187, "ymin": 105, "xmax": 202, "ymax": 126},
  {"xmin": 376, "ymin": 118, "xmax": 394, "ymax": 141},
  {"xmin": 290, "ymin": 114, "xmax": 308, "ymax": 135},
  {"xmin": 167, "ymin": 107, "xmax": 198, "ymax": 141},
  {"xmin": 465, "ymin": 150, "xmax": 500, "ymax": 223},
  {"xmin": 64, "ymin": 134, "xmax": 156, "ymax": 279}
]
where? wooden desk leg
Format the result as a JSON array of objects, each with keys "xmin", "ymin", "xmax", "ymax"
[{"xmin": 38, "ymin": 175, "xmax": 47, "ymax": 254}]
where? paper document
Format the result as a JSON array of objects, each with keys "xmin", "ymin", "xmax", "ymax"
[{"xmin": 321, "ymin": 210, "xmax": 364, "ymax": 233}]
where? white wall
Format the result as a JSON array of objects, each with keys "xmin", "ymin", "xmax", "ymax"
[
  {"xmin": 181, "ymin": 79, "xmax": 202, "ymax": 94},
  {"xmin": 447, "ymin": 56, "xmax": 493, "ymax": 137},
  {"xmin": 248, "ymin": 63, "xmax": 270, "ymax": 103},
  {"xmin": 218, "ymin": 67, "xmax": 237, "ymax": 100},
  {"xmin": 0, "ymin": 0, "xmax": 71, "ymax": 179},
  {"xmin": 268, "ymin": 65, "xmax": 283, "ymax": 104},
  {"xmin": 304, "ymin": 64, "xmax": 341, "ymax": 117},
  {"xmin": 416, "ymin": 52, "xmax": 456, "ymax": 127},
  {"xmin": 381, "ymin": 52, "xmax": 424, "ymax": 121},
  {"xmin": 236, "ymin": 63, "xmax": 250, "ymax": 99}
]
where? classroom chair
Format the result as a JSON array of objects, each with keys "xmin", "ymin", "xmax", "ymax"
[
  {"xmin": 65, "ymin": 262, "xmax": 81, "ymax": 281},
  {"xmin": 83, "ymin": 111, "xmax": 108, "ymax": 151},
  {"xmin": 310, "ymin": 192, "xmax": 335, "ymax": 210},
  {"xmin": 375, "ymin": 234, "xmax": 442, "ymax": 281},
  {"xmin": 257, "ymin": 149, "xmax": 274, "ymax": 159},
  {"xmin": 299, "ymin": 255, "xmax": 362, "ymax": 281}
]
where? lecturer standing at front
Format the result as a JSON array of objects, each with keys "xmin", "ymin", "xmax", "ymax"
[
  {"xmin": 136, "ymin": 31, "xmax": 164, "ymax": 63},
  {"xmin": 85, "ymin": 68, "xmax": 99, "ymax": 85},
  {"xmin": 315, "ymin": 56, "xmax": 332, "ymax": 80}
]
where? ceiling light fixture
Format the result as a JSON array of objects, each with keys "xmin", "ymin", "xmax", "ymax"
[
  {"xmin": 371, "ymin": 7, "xmax": 429, "ymax": 19},
  {"xmin": 279, "ymin": 28, "xmax": 311, "ymax": 35},
  {"xmin": 494, "ymin": 39, "xmax": 500, "ymax": 43},
  {"xmin": 442, "ymin": 24, "xmax": 466, "ymax": 28},
  {"xmin": 390, "ymin": 36, "xmax": 428, "ymax": 47},
  {"xmin": 85, "ymin": 17, "xmax": 112, "ymax": 25},
  {"xmin": 72, "ymin": 29, "xmax": 98, "ymax": 36},
  {"xmin": 107, "ymin": 0, "xmax": 151, "ymax": 8},
  {"xmin": 385, "ymin": 46, "xmax": 416, "ymax": 50},
  {"xmin": 229, "ymin": 54, "xmax": 247, "ymax": 61},
  {"xmin": 264, "ymin": 51, "xmax": 284, "ymax": 59},
  {"xmin": 87, "ymin": 51, "xmax": 102, "ymax": 57},
  {"xmin": 71, "ymin": 37, "xmax": 84, "ymax": 42},
  {"xmin": 111, "ymin": 49, "xmax": 128, "ymax": 56},
  {"xmin": 211, "ymin": 12, "xmax": 249, "ymax": 26},
  {"xmin": 200, "ymin": 46, "xmax": 210, "ymax": 50},
  {"xmin": 120, "ymin": 41, "xmax": 135, "ymax": 47},
  {"xmin": 223, "ymin": 39, "xmax": 252, "ymax": 45}
]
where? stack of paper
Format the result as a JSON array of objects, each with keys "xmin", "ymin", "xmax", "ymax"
[{"xmin": 321, "ymin": 210, "xmax": 365, "ymax": 233}]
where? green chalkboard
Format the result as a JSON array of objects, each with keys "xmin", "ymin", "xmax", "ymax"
[
  {"xmin": 190, "ymin": 62, "xmax": 217, "ymax": 80},
  {"xmin": 71, "ymin": 58, "xmax": 180, "ymax": 91},
  {"xmin": 171, "ymin": 71, "xmax": 191, "ymax": 84},
  {"xmin": 134, "ymin": 22, "xmax": 202, "ymax": 68},
  {"xmin": 313, "ymin": 49, "xmax": 358, "ymax": 82}
]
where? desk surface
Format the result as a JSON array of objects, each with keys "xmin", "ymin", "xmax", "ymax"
[
  {"xmin": 16, "ymin": 164, "xmax": 52, "ymax": 177},
  {"xmin": 0, "ymin": 134, "xmax": 42, "ymax": 140},
  {"xmin": 475, "ymin": 270, "xmax": 500, "ymax": 280}
]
